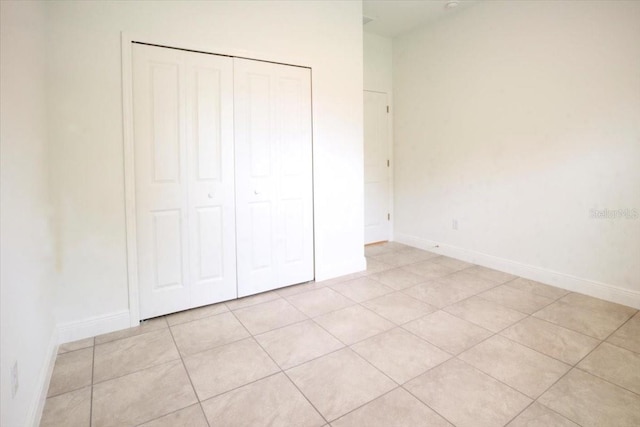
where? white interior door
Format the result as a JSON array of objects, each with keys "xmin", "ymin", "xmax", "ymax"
[
  {"xmin": 364, "ymin": 90, "xmax": 391, "ymax": 244},
  {"xmin": 133, "ymin": 44, "xmax": 236, "ymax": 319},
  {"xmin": 234, "ymin": 58, "xmax": 314, "ymax": 297}
]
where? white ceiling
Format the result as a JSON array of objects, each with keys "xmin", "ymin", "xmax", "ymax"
[{"xmin": 363, "ymin": 0, "xmax": 478, "ymax": 38}]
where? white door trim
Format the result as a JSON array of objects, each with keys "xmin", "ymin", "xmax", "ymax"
[
  {"xmin": 122, "ymin": 33, "xmax": 140, "ymax": 326},
  {"xmin": 121, "ymin": 32, "xmax": 316, "ymax": 326},
  {"xmin": 363, "ymin": 89, "xmax": 393, "ymax": 244}
]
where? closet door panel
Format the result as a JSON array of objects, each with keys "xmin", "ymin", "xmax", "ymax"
[
  {"xmin": 185, "ymin": 51, "xmax": 237, "ymax": 306},
  {"xmin": 234, "ymin": 58, "xmax": 314, "ymax": 297},
  {"xmin": 133, "ymin": 44, "xmax": 235, "ymax": 319}
]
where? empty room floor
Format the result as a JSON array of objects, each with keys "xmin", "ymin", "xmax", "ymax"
[{"xmin": 41, "ymin": 242, "xmax": 640, "ymax": 427}]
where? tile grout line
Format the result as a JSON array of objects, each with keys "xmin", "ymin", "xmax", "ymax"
[
  {"xmin": 501, "ymin": 296, "xmax": 639, "ymax": 426},
  {"xmin": 89, "ymin": 342, "xmax": 95, "ymax": 427},
  {"xmin": 399, "ymin": 382, "xmax": 459, "ymax": 426},
  {"xmin": 166, "ymin": 322, "xmax": 212, "ymax": 427},
  {"xmin": 43, "ymin": 245, "xmax": 638, "ymax": 426},
  {"xmin": 227, "ymin": 308, "xmax": 331, "ymax": 426}
]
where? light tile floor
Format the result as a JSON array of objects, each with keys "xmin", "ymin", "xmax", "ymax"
[{"xmin": 42, "ymin": 242, "xmax": 640, "ymax": 427}]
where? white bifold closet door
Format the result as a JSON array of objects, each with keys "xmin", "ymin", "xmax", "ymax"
[
  {"xmin": 133, "ymin": 44, "xmax": 237, "ymax": 319},
  {"xmin": 234, "ymin": 58, "xmax": 314, "ymax": 297},
  {"xmin": 133, "ymin": 44, "xmax": 314, "ymax": 318}
]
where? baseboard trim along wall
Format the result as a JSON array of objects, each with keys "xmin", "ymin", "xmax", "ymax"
[
  {"xmin": 57, "ymin": 309, "xmax": 131, "ymax": 344},
  {"xmin": 395, "ymin": 233, "xmax": 640, "ymax": 310},
  {"xmin": 29, "ymin": 329, "xmax": 58, "ymax": 427}
]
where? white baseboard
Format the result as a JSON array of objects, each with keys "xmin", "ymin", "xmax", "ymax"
[
  {"xmin": 28, "ymin": 328, "xmax": 58, "ymax": 427},
  {"xmin": 316, "ymin": 255, "xmax": 367, "ymax": 282},
  {"xmin": 57, "ymin": 310, "xmax": 131, "ymax": 344},
  {"xmin": 395, "ymin": 233, "xmax": 640, "ymax": 310}
]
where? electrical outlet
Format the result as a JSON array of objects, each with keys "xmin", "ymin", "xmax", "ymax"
[
  {"xmin": 11, "ymin": 361, "xmax": 19, "ymax": 398},
  {"xmin": 452, "ymin": 219, "xmax": 459, "ymax": 230}
]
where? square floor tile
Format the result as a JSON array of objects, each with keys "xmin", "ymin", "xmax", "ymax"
[
  {"xmin": 234, "ymin": 298, "xmax": 307, "ymax": 335},
  {"xmin": 314, "ymin": 305, "xmax": 394, "ymax": 345},
  {"xmin": 314, "ymin": 272, "xmax": 365, "ymax": 287},
  {"xmin": 95, "ymin": 317, "xmax": 168, "ymax": 345},
  {"xmin": 183, "ymin": 338, "xmax": 279, "ymax": 400},
  {"xmin": 362, "ymin": 292, "xmax": 436, "ymax": 324},
  {"xmin": 370, "ymin": 250, "xmax": 431, "ymax": 267},
  {"xmin": 562, "ymin": 293, "xmax": 636, "ymax": 315},
  {"xmin": 539, "ymin": 369, "xmax": 640, "ymax": 427},
  {"xmin": 364, "ymin": 258, "xmax": 394, "ymax": 274},
  {"xmin": 434, "ymin": 271, "xmax": 499, "ymax": 294},
  {"xmin": 578, "ymin": 342, "xmax": 640, "ymax": 394},
  {"xmin": 459, "ymin": 335, "xmax": 570, "ymax": 398},
  {"xmin": 165, "ymin": 302, "xmax": 228, "ymax": 326},
  {"xmin": 170, "ymin": 312, "xmax": 249, "ymax": 356},
  {"xmin": 478, "ymin": 284, "xmax": 554, "ymax": 314},
  {"xmin": 608, "ymin": 311, "xmax": 640, "ymax": 353},
  {"xmin": 329, "ymin": 277, "xmax": 394, "ymax": 303},
  {"xmin": 202, "ymin": 373, "xmax": 324, "ymax": 427},
  {"xmin": 429, "ymin": 255, "xmax": 474, "ymax": 271},
  {"xmin": 507, "ymin": 402, "xmax": 579, "ymax": 427},
  {"xmin": 403, "ymin": 311, "xmax": 492, "ymax": 354},
  {"xmin": 91, "ymin": 360, "xmax": 197, "ymax": 427},
  {"xmin": 500, "ymin": 316, "xmax": 600, "ymax": 365},
  {"xmin": 533, "ymin": 294, "xmax": 635, "ymax": 339},
  {"xmin": 41, "ymin": 386, "xmax": 91, "ymax": 427},
  {"xmin": 444, "ymin": 296, "xmax": 527, "ymax": 332},
  {"xmin": 368, "ymin": 268, "xmax": 427, "ymax": 290},
  {"xmin": 93, "ymin": 328, "xmax": 179, "ymax": 383},
  {"xmin": 364, "ymin": 243, "xmax": 395, "ymax": 257},
  {"xmin": 286, "ymin": 348, "xmax": 396, "ymax": 421},
  {"xmin": 225, "ymin": 291, "xmax": 281, "ymax": 310},
  {"xmin": 47, "ymin": 347, "xmax": 93, "ymax": 397},
  {"xmin": 286, "ymin": 287, "xmax": 355, "ymax": 318},
  {"xmin": 405, "ymin": 358, "xmax": 531, "ymax": 427},
  {"xmin": 58, "ymin": 337, "xmax": 94, "ymax": 355},
  {"xmin": 380, "ymin": 241, "xmax": 411, "ymax": 251},
  {"xmin": 138, "ymin": 404, "xmax": 208, "ymax": 427},
  {"xmin": 331, "ymin": 388, "xmax": 452, "ymax": 427},
  {"xmin": 401, "ymin": 261, "xmax": 456, "ymax": 280},
  {"xmin": 255, "ymin": 320, "xmax": 343, "ymax": 370},
  {"xmin": 464, "ymin": 265, "xmax": 517, "ymax": 284},
  {"xmin": 403, "ymin": 280, "xmax": 478, "ymax": 308},
  {"xmin": 351, "ymin": 328, "xmax": 450, "ymax": 384},
  {"xmin": 506, "ymin": 278, "xmax": 569, "ymax": 300},
  {"xmin": 275, "ymin": 281, "xmax": 327, "ymax": 298},
  {"xmin": 396, "ymin": 247, "xmax": 439, "ymax": 258}
]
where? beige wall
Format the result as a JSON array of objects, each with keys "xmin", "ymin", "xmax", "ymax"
[
  {"xmin": 393, "ymin": 0, "xmax": 640, "ymax": 307},
  {"xmin": 1, "ymin": 2, "xmax": 57, "ymax": 425},
  {"xmin": 364, "ymin": 32, "xmax": 393, "ymax": 94}
]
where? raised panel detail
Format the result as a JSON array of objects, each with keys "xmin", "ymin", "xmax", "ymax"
[
  {"xmin": 249, "ymin": 74, "xmax": 271, "ymax": 177},
  {"xmin": 195, "ymin": 68, "xmax": 222, "ymax": 181},
  {"xmin": 197, "ymin": 207, "xmax": 223, "ymax": 281},
  {"xmin": 152, "ymin": 210, "xmax": 182, "ymax": 289},
  {"xmin": 250, "ymin": 202, "xmax": 272, "ymax": 269},
  {"xmin": 278, "ymin": 77, "xmax": 303, "ymax": 176},
  {"xmin": 152, "ymin": 63, "xmax": 180, "ymax": 182},
  {"xmin": 282, "ymin": 199, "xmax": 304, "ymax": 263}
]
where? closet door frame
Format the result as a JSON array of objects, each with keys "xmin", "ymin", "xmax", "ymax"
[{"xmin": 121, "ymin": 33, "xmax": 315, "ymax": 326}]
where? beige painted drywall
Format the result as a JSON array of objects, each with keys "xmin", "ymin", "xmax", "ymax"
[
  {"xmin": 364, "ymin": 32, "xmax": 393, "ymax": 94},
  {"xmin": 1, "ymin": 2, "xmax": 58, "ymax": 425},
  {"xmin": 393, "ymin": 0, "xmax": 640, "ymax": 304},
  {"xmin": 46, "ymin": 1, "xmax": 365, "ymax": 329}
]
